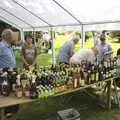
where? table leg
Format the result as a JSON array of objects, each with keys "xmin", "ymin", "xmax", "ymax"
[
  {"xmin": 107, "ymin": 80, "xmax": 112, "ymax": 110},
  {"xmin": 113, "ymin": 81, "xmax": 120, "ymax": 108},
  {"xmin": 102, "ymin": 83, "xmax": 108, "ymax": 94},
  {"xmin": 0, "ymin": 108, "xmax": 5, "ymax": 120}
]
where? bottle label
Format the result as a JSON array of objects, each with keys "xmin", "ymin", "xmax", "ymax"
[
  {"xmin": 106, "ymin": 73, "xmax": 109, "ymax": 78},
  {"xmin": 80, "ymin": 79, "xmax": 85, "ymax": 86},
  {"xmin": 25, "ymin": 91, "xmax": 30, "ymax": 97},
  {"xmin": 74, "ymin": 79, "xmax": 77, "ymax": 88},
  {"xmin": 91, "ymin": 74, "xmax": 94, "ymax": 81},
  {"xmin": 16, "ymin": 91, "xmax": 22, "ymax": 98},
  {"xmin": 21, "ymin": 80, "xmax": 27, "ymax": 88},
  {"xmin": 2, "ymin": 91, "xmax": 7, "ymax": 95},
  {"xmin": 104, "ymin": 62, "xmax": 107, "ymax": 68},
  {"xmin": 103, "ymin": 74, "xmax": 106, "ymax": 79},
  {"xmin": 96, "ymin": 73, "xmax": 99, "ymax": 81},
  {"xmin": 12, "ymin": 84, "xmax": 16, "ymax": 91},
  {"xmin": 16, "ymin": 78, "xmax": 21, "ymax": 86}
]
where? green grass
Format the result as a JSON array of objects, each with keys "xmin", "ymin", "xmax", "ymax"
[
  {"xmin": 16, "ymin": 35, "xmax": 120, "ymax": 120},
  {"xmin": 19, "ymin": 92, "xmax": 120, "ymax": 120},
  {"xmin": 17, "ymin": 35, "xmax": 120, "ymax": 67}
]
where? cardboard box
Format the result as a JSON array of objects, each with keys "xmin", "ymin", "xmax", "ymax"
[{"xmin": 57, "ymin": 108, "xmax": 80, "ymax": 120}]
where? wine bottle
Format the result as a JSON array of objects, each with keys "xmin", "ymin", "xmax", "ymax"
[
  {"xmin": 98, "ymin": 66, "xmax": 102, "ymax": 81},
  {"xmin": 15, "ymin": 75, "xmax": 23, "ymax": 98},
  {"xmin": 12, "ymin": 70, "xmax": 17, "ymax": 92},
  {"xmin": 73, "ymin": 78, "xmax": 78, "ymax": 88},
  {"xmin": 67, "ymin": 76, "xmax": 73, "ymax": 89},
  {"xmin": 1, "ymin": 72, "xmax": 10, "ymax": 96},
  {"xmin": 95, "ymin": 69, "xmax": 99, "ymax": 82},
  {"xmin": 0, "ymin": 69, "xmax": 3, "ymax": 95},
  {"xmin": 73, "ymin": 67, "xmax": 78, "ymax": 88},
  {"xmin": 104, "ymin": 61, "xmax": 108, "ymax": 70},
  {"xmin": 24, "ymin": 80, "xmax": 30, "ymax": 97},
  {"xmin": 7, "ymin": 68, "xmax": 13, "ymax": 91},
  {"xmin": 30, "ymin": 75, "xmax": 37, "ymax": 99},
  {"xmin": 80, "ymin": 69, "xmax": 85, "ymax": 86},
  {"xmin": 90, "ymin": 70, "xmax": 94, "ymax": 84},
  {"xmin": 102, "ymin": 66, "xmax": 106, "ymax": 80}
]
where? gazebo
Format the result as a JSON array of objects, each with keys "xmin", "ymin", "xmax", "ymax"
[{"xmin": 0, "ymin": 0, "xmax": 120, "ymax": 64}]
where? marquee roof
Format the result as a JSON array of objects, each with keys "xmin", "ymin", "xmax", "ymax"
[{"xmin": 0, "ymin": 0, "xmax": 120, "ymax": 31}]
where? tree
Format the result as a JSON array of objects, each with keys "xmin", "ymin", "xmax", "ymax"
[
  {"xmin": 110, "ymin": 31, "xmax": 120, "ymax": 41},
  {"xmin": 0, "ymin": 20, "xmax": 19, "ymax": 34},
  {"xmin": 0, "ymin": 20, "xmax": 11, "ymax": 32}
]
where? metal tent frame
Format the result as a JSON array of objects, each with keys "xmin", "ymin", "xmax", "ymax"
[{"xmin": 0, "ymin": 0, "xmax": 120, "ymax": 65}]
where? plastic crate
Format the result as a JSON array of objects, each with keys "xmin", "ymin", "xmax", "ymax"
[{"xmin": 57, "ymin": 108, "xmax": 80, "ymax": 120}]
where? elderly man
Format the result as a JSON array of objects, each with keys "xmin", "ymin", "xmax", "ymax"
[
  {"xmin": 0, "ymin": 29, "xmax": 16, "ymax": 68},
  {"xmin": 0, "ymin": 29, "xmax": 19, "ymax": 119},
  {"xmin": 96, "ymin": 31, "xmax": 112, "ymax": 61},
  {"xmin": 57, "ymin": 36, "xmax": 79, "ymax": 64},
  {"xmin": 69, "ymin": 47, "xmax": 99, "ymax": 65}
]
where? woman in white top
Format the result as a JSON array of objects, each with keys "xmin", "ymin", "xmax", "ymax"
[{"xmin": 69, "ymin": 47, "xmax": 99, "ymax": 65}]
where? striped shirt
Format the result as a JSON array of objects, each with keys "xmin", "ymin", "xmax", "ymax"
[
  {"xmin": 0, "ymin": 40, "xmax": 16, "ymax": 68},
  {"xmin": 58, "ymin": 40, "xmax": 74, "ymax": 63}
]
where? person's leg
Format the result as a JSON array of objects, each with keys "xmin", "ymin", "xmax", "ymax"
[{"xmin": 5, "ymin": 105, "xmax": 19, "ymax": 118}]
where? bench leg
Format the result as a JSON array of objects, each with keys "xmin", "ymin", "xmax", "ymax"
[
  {"xmin": 113, "ymin": 81, "xmax": 120, "ymax": 108},
  {"xmin": 107, "ymin": 80, "xmax": 112, "ymax": 110},
  {"xmin": 0, "ymin": 108, "xmax": 5, "ymax": 120}
]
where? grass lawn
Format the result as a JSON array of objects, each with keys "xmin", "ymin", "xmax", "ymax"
[
  {"xmin": 16, "ymin": 35, "xmax": 120, "ymax": 120},
  {"xmin": 19, "ymin": 92, "xmax": 120, "ymax": 120}
]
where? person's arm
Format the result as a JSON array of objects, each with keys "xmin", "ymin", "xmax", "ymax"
[
  {"xmin": 104, "ymin": 45, "xmax": 113, "ymax": 55},
  {"xmin": 69, "ymin": 43, "xmax": 75, "ymax": 57},
  {"xmin": 70, "ymin": 48, "xmax": 74, "ymax": 56},
  {"xmin": 31, "ymin": 47, "xmax": 38, "ymax": 66},
  {"xmin": 108, "ymin": 44, "xmax": 112, "ymax": 51},
  {"xmin": 0, "ymin": 47, "xmax": 3, "ymax": 57},
  {"xmin": 21, "ymin": 47, "xmax": 29, "ymax": 67}
]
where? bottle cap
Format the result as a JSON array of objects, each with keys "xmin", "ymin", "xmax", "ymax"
[
  {"xmin": 2, "ymin": 80, "xmax": 7, "ymax": 85},
  {"xmin": 8, "ymin": 68, "xmax": 13, "ymax": 72},
  {"xmin": 1, "ymin": 72, "xmax": 8, "ymax": 77},
  {"xmin": 17, "ymin": 75, "xmax": 20, "ymax": 79}
]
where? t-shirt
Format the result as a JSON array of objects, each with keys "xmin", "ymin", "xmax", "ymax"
[
  {"xmin": 21, "ymin": 45, "xmax": 37, "ymax": 65},
  {"xmin": 58, "ymin": 40, "xmax": 74, "ymax": 63},
  {"xmin": 96, "ymin": 43, "xmax": 112, "ymax": 61},
  {"xmin": 69, "ymin": 49, "xmax": 95, "ymax": 64},
  {"xmin": 0, "ymin": 40, "xmax": 16, "ymax": 68}
]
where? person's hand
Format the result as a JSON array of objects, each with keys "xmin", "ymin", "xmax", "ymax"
[
  {"xmin": 25, "ymin": 63, "xmax": 29, "ymax": 67},
  {"xmin": 29, "ymin": 65, "xmax": 35, "ymax": 71}
]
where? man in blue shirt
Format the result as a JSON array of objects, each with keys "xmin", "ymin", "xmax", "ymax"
[
  {"xmin": 57, "ymin": 36, "xmax": 79, "ymax": 64},
  {"xmin": 0, "ymin": 29, "xmax": 16, "ymax": 68},
  {"xmin": 0, "ymin": 29, "xmax": 19, "ymax": 119},
  {"xmin": 96, "ymin": 32, "xmax": 112, "ymax": 61}
]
